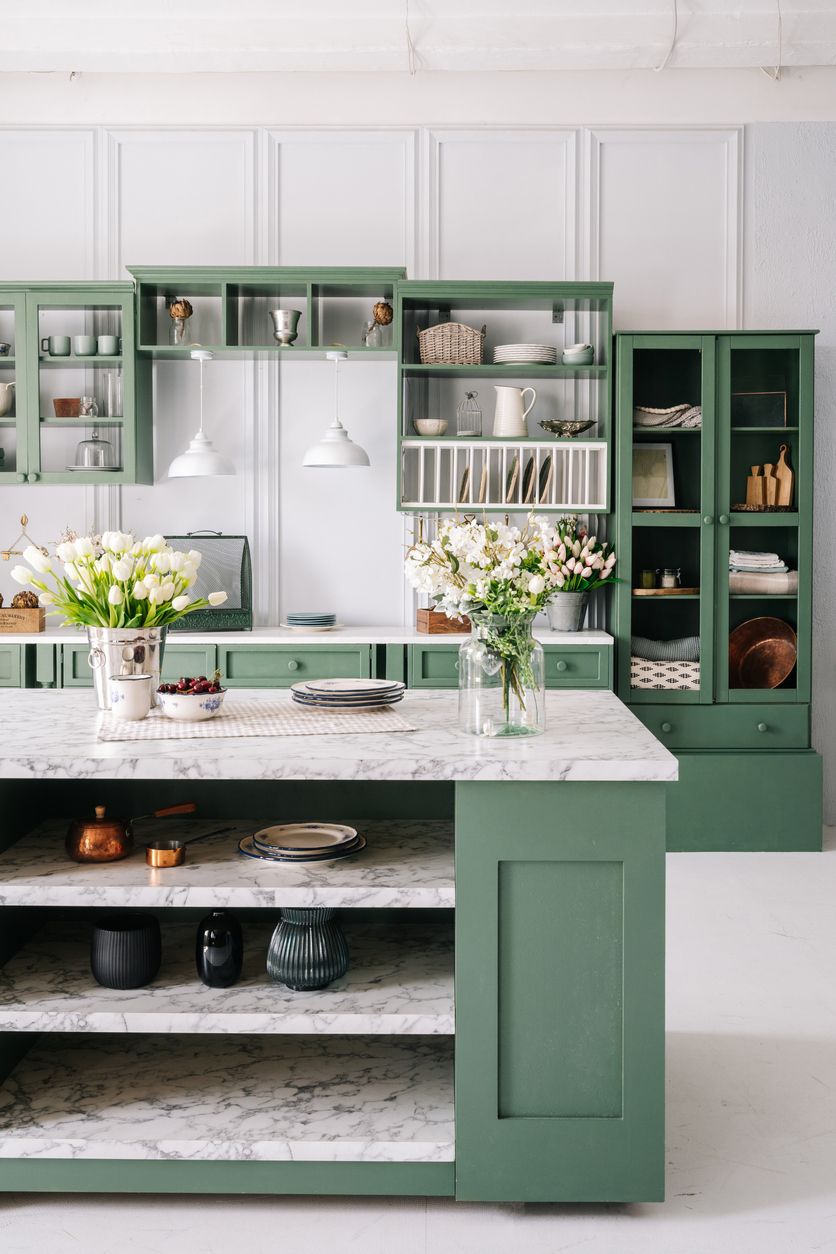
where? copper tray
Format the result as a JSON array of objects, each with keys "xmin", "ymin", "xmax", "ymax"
[{"xmin": 728, "ymin": 616, "xmax": 797, "ymax": 689}]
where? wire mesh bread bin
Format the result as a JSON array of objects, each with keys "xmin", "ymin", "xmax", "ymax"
[{"xmin": 418, "ymin": 322, "xmax": 486, "ymax": 365}]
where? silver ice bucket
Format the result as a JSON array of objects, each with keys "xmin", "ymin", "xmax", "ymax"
[{"xmin": 86, "ymin": 626, "xmax": 167, "ymax": 711}]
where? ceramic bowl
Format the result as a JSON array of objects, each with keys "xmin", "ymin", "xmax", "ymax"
[
  {"xmin": 562, "ymin": 344, "xmax": 594, "ymax": 366},
  {"xmin": 413, "ymin": 418, "xmax": 448, "ymax": 437},
  {"xmin": 157, "ymin": 688, "xmax": 227, "ymax": 722}
]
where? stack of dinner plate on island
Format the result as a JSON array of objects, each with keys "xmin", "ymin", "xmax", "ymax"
[
  {"xmin": 291, "ymin": 677, "xmax": 406, "ymax": 709},
  {"xmin": 493, "ymin": 343, "xmax": 557, "ymax": 365},
  {"xmin": 238, "ymin": 821, "xmax": 366, "ymax": 863},
  {"xmin": 282, "ymin": 611, "xmax": 340, "ymax": 631}
]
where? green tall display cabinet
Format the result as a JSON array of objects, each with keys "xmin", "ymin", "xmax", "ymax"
[
  {"xmin": 0, "ymin": 282, "xmax": 150, "ymax": 486},
  {"xmin": 614, "ymin": 331, "xmax": 821, "ymax": 851}
]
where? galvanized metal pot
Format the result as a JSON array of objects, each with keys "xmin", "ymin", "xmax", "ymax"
[
  {"xmin": 546, "ymin": 592, "xmax": 589, "ymax": 633},
  {"xmin": 86, "ymin": 625, "xmax": 167, "ymax": 711}
]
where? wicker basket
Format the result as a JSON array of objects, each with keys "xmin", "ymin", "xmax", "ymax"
[{"xmin": 418, "ymin": 322, "xmax": 486, "ymax": 366}]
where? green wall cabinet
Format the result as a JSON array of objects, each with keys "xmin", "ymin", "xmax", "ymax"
[
  {"xmin": 0, "ymin": 282, "xmax": 151, "ymax": 486},
  {"xmin": 614, "ymin": 331, "xmax": 820, "ymax": 850}
]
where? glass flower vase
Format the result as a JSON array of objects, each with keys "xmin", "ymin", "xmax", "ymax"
[{"xmin": 458, "ymin": 611, "xmax": 545, "ymax": 737}]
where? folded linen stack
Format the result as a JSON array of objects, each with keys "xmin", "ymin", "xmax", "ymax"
[
  {"xmin": 728, "ymin": 549, "xmax": 797, "ymax": 595},
  {"xmin": 631, "ymin": 635, "xmax": 701, "ymax": 662},
  {"xmin": 633, "ymin": 404, "xmax": 702, "ymax": 429}
]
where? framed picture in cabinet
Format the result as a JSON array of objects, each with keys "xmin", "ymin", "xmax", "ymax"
[{"xmin": 633, "ymin": 443, "xmax": 675, "ymax": 507}]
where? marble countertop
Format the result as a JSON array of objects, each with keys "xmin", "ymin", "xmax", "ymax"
[
  {"xmin": 0, "ymin": 688, "xmax": 677, "ymax": 782},
  {"xmin": 5, "ymin": 624, "xmax": 613, "ymax": 646},
  {"xmin": 0, "ymin": 819, "xmax": 455, "ymax": 909},
  {"xmin": 0, "ymin": 920, "xmax": 455, "ymax": 1035},
  {"xmin": 0, "ymin": 1035, "xmax": 454, "ymax": 1162}
]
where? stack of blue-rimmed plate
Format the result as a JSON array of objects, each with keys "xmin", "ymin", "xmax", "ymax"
[
  {"xmin": 282, "ymin": 612, "xmax": 340, "ymax": 631},
  {"xmin": 291, "ymin": 677, "xmax": 406, "ymax": 709},
  {"xmin": 238, "ymin": 822, "xmax": 366, "ymax": 863}
]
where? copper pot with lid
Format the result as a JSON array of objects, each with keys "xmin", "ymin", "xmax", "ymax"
[{"xmin": 65, "ymin": 802, "xmax": 197, "ymax": 863}]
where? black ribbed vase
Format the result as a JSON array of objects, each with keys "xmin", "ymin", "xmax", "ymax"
[
  {"xmin": 266, "ymin": 908, "xmax": 349, "ymax": 991},
  {"xmin": 195, "ymin": 910, "xmax": 243, "ymax": 988},
  {"xmin": 90, "ymin": 915, "xmax": 162, "ymax": 989}
]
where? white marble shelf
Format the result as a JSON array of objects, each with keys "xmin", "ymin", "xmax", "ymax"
[
  {"xmin": 0, "ymin": 820, "xmax": 455, "ymax": 910},
  {"xmin": 0, "ymin": 688, "xmax": 677, "ymax": 782},
  {"xmin": 9, "ymin": 624, "xmax": 613, "ymax": 647},
  {"xmin": 0, "ymin": 921, "xmax": 455, "ymax": 1035},
  {"xmin": 0, "ymin": 1034, "xmax": 455, "ymax": 1162}
]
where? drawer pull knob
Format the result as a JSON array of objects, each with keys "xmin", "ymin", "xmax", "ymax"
[
  {"xmin": 287, "ymin": 659, "xmax": 299, "ymax": 672},
  {"xmin": 718, "ymin": 514, "xmax": 730, "ymax": 526},
  {"xmin": 556, "ymin": 660, "xmax": 568, "ymax": 672},
  {"xmin": 661, "ymin": 722, "xmax": 673, "ymax": 733},
  {"xmin": 16, "ymin": 473, "xmax": 26, "ymax": 483},
  {"xmin": 702, "ymin": 515, "xmax": 713, "ymax": 525},
  {"xmin": 454, "ymin": 660, "xmax": 459, "ymax": 671},
  {"xmin": 757, "ymin": 722, "xmax": 768, "ymax": 733},
  {"xmin": 27, "ymin": 472, "xmax": 40, "ymax": 483}
]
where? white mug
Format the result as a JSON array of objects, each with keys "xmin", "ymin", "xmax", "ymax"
[
  {"xmin": 493, "ymin": 385, "xmax": 536, "ymax": 438},
  {"xmin": 108, "ymin": 674, "xmax": 152, "ymax": 722}
]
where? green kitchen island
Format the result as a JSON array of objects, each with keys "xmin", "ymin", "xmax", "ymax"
[{"xmin": 0, "ymin": 687, "xmax": 675, "ymax": 1203}]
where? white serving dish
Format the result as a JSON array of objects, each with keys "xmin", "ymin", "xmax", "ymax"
[
  {"xmin": 157, "ymin": 688, "xmax": 227, "ymax": 722},
  {"xmin": 413, "ymin": 418, "xmax": 448, "ymax": 437}
]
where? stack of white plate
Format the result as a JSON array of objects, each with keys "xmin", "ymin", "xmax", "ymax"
[
  {"xmin": 493, "ymin": 343, "xmax": 557, "ymax": 365},
  {"xmin": 238, "ymin": 822, "xmax": 366, "ymax": 863},
  {"xmin": 291, "ymin": 677, "xmax": 406, "ymax": 709}
]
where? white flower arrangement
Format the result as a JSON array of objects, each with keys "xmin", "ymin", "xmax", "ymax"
[
  {"xmin": 11, "ymin": 530, "xmax": 228, "ymax": 629},
  {"xmin": 405, "ymin": 515, "xmax": 617, "ymax": 619}
]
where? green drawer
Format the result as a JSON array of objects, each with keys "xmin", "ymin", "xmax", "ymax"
[
  {"xmin": 161, "ymin": 645, "xmax": 218, "ymax": 684},
  {"xmin": 635, "ymin": 703, "xmax": 809, "ymax": 750},
  {"xmin": 409, "ymin": 643, "xmax": 612, "ymax": 689},
  {"xmin": 62, "ymin": 642, "xmax": 93, "ymax": 687},
  {"xmin": 218, "ymin": 644, "xmax": 372, "ymax": 688},
  {"xmin": 0, "ymin": 644, "xmax": 22, "ymax": 687},
  {"xmin": 544, "ymin": 646, "xmax": 611, "ymax": 689}
]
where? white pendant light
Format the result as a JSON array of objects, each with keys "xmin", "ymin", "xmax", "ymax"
[
  {"xmin": 167, "ymin": 350, "xmax": 235, "ymax": 478},
  {"xmin": 303, "ymin": 350, "xmax": 370, "ymax": 468}
]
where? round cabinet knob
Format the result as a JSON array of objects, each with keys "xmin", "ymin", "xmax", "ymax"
[
  {"xmin": 286, "ymin": 659, "xmax": 299, "ymax": 672},
  {"xmin": 757, "ymin": 722, "xmax": 768, "ymax": 733},
  {"xmin": 556, "ymin": 660, "xmax": 568, "ymax": 672},
  {"xmin": 27, "ymin": 472, "xmax": 40, "ymax": 483},
  {"xmin": 454, "ymin": 660, "xmax": 460, "ymax": 671},
  {"xmin": 661, "ymin": 722, "xmax": 673, "ymax": 734},
  {"xmin": 703, "ymin": 515, "xmax": 713, "ymax": 525},
  {"xmin": 16, "ymin": 473, "xmax": 26, "ymax": 483},
  {"xmin": 718, "ymin": 514, "xmax": 730, "ymax": 526}
]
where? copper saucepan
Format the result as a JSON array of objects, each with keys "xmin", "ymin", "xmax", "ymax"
[
  {"xmin": 65, "ymin": 802, "xmax": 198, "ymax": 864},
  {"xmin": 145, "ymin": 826, "xmax": 234, "ymax": 868}
]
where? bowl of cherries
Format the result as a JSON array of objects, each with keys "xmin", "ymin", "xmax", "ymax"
[{"xmin": 156, "ymin": 671, "xmax": 227, "ymax": 722}]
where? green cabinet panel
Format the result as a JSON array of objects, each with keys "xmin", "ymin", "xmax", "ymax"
[
  {"xmin": 409, "ymin": 643, "xmax": 611, "ymax": 690},
  {"xmin": 160, "ymin": 646, "xmax": 218, "ymax": 684},
  {"xmin": 34, "ymin": 644, "xmax": 58, "ymax": 688},
  {"xmin": 61, "ymin": 643, "xmax": 93, "ymax": 687},
  {"xmin": 664, "ymin": 750, "xmax": 822, "ymax": 851},
  {"xmin": 455, "ymin": 780, "xmax": 665, "ymax": 1203},
  {"xmin": 0, "ymin": 646, "xmax": 22, "ymax": 687},
  {"xmin": 218, "ymin": 644, "xmax": 371, "ymax": 688},
  {"xmin": 634, "ymin": 702, "xmax": 809, "ymax": 750}
]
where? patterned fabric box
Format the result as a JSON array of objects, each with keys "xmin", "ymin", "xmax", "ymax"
[{"xmin": 630, "ymin": 657, "xmax": 701, "ymax": 691}]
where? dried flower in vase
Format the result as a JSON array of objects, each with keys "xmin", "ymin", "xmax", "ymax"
[{"xmin": 373, "ymin": 300, "xmax": 393, "ymax": 326}]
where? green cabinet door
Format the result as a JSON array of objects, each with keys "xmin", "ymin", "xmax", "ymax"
[
  {"xmin": 455, "ymin": 780, "xmax": 666, "ymax": 1202},
  {"xmin": 0, "ymin": 645, "xmax": 22, "ymax": 687}
]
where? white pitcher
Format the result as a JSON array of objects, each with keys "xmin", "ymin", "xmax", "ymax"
[
  {"xmin": 493, "ymin": 385, "xmax": 536, "ymax": 438},
  {"xmin": 0, "ymin": 381, "xmax": 15, "ymax": 418}
]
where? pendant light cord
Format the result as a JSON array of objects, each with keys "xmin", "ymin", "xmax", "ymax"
[
  {"xmin": 655, "ymin": 0, "xmax": 678, "ymax": 71},
  {"xmin": 198, "ymin": 355, "xmax": 205, "ymax": 437},
  {"xmin": 761, "ymin": 0, "xmax": 784, "ymax": 80}
]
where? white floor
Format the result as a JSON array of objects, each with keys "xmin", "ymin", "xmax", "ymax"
[{"xmin": 2, "ymin": 830, "xmax": 835, "ymax": 1254}]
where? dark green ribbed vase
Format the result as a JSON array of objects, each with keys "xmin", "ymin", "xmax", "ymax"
[{"xmin": 266, "ymin": 908, "xmax": 349, "ymax": 991}]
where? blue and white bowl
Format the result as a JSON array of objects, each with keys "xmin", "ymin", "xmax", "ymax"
[{"xmin": 157, "ymin": 688, "xmax": 227, "ymax": 722}]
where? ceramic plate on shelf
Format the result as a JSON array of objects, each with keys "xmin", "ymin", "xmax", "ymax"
[
  {"xmin": 253, "ymin": 822, "xmax": 357, "ymax": 852},
  {"xmin": 458, "ymin": 465, "xmax": 471, "ymax": 504},
  {"xmin": 280, "ymin": 623, "xmax": 344, "ymax": 632},
  {"xmin": 304, "ymin": 678, "xmax": 405, "ymax": 695},
  {"xmin": 504, "ymin": 455, "xmax": 520, "ymax": 504},
  {"xmin": 538, "ymin": 455, "xmax": 554, "ymax": 503},
  {"xmin": 238, "ymin": 833, "xmax": 366, "ymax": 863},
  {"xmin": 522, "ymin": 456, "xmax": 537, "ymax": 503}
]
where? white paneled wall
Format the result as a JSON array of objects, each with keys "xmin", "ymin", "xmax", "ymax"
[{"xmin": 0, "ymin": 124, "xmax": 741, "ymax": 624}]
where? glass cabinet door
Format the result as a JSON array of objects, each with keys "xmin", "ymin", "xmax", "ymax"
[
  {"xmin": 715, "ymin": 334, "xmax": 812, "ymax": 703},
  {"xmin": 618, "ymin": 334, "xmax": 716, "ymax": 704},
  {"xmin": 24, "ymin": 287, "xmax": 135, "ymax": 485},
  {"xmin": 0, "ymin": 292, "xmax": 30, "ymax": 483}
]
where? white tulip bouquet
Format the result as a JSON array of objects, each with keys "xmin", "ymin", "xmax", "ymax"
[{"xmin": 11, "ymin": 530, "xmax": 228, "ymax": 629}]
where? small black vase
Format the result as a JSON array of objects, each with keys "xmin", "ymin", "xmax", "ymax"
[
  {"xmin": 195, "ymin": 910, "xmax": 243, "ymax": 988},
  {"xmin": 91, "ymin": 915, "xmax": 161, "ymax": 989}
]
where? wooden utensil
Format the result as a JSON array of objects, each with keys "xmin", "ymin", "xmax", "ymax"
[
  {"xmin": 763, "ymin": 463, "xmax": 777, "ymax": 506},
  {"xmin": 775, "ymin": 443, "xmax": 793, "ymax": 506},
  {"xmin": 746, "ymin": 465, "xmax": 764, "ymax": 506}
]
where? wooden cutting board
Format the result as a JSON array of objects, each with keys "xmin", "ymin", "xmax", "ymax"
[
  {"xmin": 632, "ymin": 587, "xmax": 700, "ymax": 597},
  {"xmin": 775, "ymin": 443, "xmax": 793, "ymax": 507}
]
